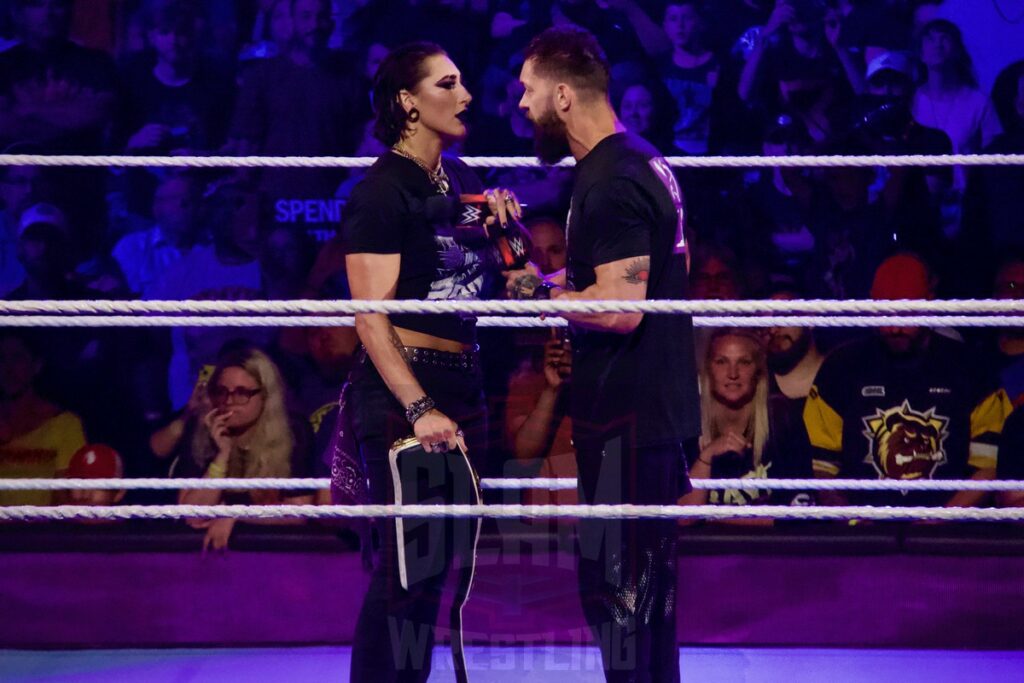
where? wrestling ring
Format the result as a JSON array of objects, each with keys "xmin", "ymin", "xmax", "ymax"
[{"xmin": 2, "ymin": 152, "xmax": 1024, "ymax": 682}]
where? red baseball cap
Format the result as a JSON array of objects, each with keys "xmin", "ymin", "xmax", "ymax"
[
  {"xmin": 870, "ymin": 254, "xmax": 934, "ymax": 300},
  {"xmin": 66, "ymin": 444, "xmax": 124, "ymax": 479}
]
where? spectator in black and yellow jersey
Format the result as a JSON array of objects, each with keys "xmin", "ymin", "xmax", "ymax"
[{"xmin": 804, "ymin": 253, "xmax": 1013, "ymax": 507}]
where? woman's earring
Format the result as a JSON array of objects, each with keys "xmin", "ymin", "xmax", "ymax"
[{"xmin": 408, "ymin": 107, "xmax": 420, "ymax": 123}]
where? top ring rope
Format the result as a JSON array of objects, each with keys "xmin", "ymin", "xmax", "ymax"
[
  {"xmin": 2, "ymin": 154, "xmax": 1024, "ymax": 169},
  {"xmin": 3, "ymin": 477, "xmax": 1023, "ymax": 492},
  {"xmin": 2, "ymin": 299, "xmax": 1024, "ymax": 316}
]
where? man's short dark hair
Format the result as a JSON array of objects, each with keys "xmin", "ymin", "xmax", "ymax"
[{"xmin": 523, "ymin": 27, "xmax": 611, "ymax": 98}]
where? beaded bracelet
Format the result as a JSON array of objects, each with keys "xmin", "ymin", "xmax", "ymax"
[{"xmin": 405, "ymin": 396, "xmax": 436, "ymax": 425}]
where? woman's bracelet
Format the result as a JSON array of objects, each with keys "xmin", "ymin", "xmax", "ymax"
[
  {"xmin": 405, "ymin": 396, "xmax": 436, "ymax": 425},
  {"xmin": 697, "ymin": 457, "xmax": 713, "ymax": 467},
  {"xmin": 205, "ymin": 460, "xmax": 227, "ymax": 479}
]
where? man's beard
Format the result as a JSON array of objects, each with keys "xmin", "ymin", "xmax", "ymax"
[
  {"xmin": 532, "ymin": 107, "xmax": 571, "ymax": 165},
  {"xmin": 767, "ymin": 330, "xmax": 812, "ymax": 375}
]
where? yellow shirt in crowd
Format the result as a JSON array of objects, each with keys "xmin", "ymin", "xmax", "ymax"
[{"xmin": 0, "ymin": 412, "xmax": 87, "ymax": 506}]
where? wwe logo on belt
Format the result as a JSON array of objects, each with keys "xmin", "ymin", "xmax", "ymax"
[{"xmin": 460, "ymin": 204, "xmax": 483, "ymax": 225}]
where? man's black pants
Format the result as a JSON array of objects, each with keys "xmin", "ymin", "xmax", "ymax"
[{"xmin": 575, "ymin": 436, "xmax": 688, "ymax": 683}]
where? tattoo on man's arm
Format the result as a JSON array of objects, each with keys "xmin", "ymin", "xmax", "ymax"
[{"xmin": 623, "ymin": 256, "xmax": 650, "ymax": 285}]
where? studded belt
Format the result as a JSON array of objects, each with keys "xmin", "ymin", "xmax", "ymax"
[{"xmin": 404, "ymin": 345, "xmax": 480, "ymax": 372}]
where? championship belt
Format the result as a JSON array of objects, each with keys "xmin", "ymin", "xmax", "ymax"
[
  {"xmin": 455, "ymin": 194, "xmax": 532, "ymax": 269},
  {"xmin": 388, "ymin": 436, "xmax": 482, "ymax": 683}
]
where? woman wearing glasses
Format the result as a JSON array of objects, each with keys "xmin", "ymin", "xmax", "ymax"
[{"xmin": 171, "ymin": 348, "xmax": 314, "ymax": 552}]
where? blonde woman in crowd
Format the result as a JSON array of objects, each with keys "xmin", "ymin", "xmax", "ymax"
[
  {"xmin": 167, "ymin": 347, "xmax": 314, "ymax": 551},
  {"xmin": 680, "ymin": 328, "xmax": 812, "ymax": 522}
]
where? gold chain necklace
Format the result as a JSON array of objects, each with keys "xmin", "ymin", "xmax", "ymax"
[{"xmin": 391, "ymin": 144, "xmax": 451, "ymax": 195}]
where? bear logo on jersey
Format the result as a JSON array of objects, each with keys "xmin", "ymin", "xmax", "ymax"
[{"xmin": 861, "ymin": 400, "xmax": 950, "ymax": 480}]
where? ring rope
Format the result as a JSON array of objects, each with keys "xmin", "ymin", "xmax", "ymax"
[
  {"xmin": 1, "ymin": 503, "xmax": 1022, "ymax": 523},
  {"xmin": 2, "ymin": 315, "xmax": 1022, "ymax": 328},
  {"xmin": 3, "ymin": 299, "xmax": 1023, "ymax": 316},
  {"xmin": 2, "ymin": 153, "xmax": 1024, "ymax": 169},
  {"xmin": 4, "ymin": 477, "xmax": 1022, "ymax": 492}
]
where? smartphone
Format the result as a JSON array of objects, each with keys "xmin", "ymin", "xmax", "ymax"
[{"xmin": 197, "ymin": 364, "xmax": 215, "ymax": 386}]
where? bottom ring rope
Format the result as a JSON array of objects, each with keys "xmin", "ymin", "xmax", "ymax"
[{"xmin": 2, "ymin": 504, "xmax": 1023, "ymax": 523}]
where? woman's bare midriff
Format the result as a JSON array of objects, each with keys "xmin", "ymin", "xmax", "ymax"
[{"xmin": 394, "ymin": 326, "xmax": 473, "ymax": 353}]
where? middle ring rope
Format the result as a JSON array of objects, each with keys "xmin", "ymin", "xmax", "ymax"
[
  {"xmin": 2, "ymin": 503, "xmax": 1023, "ymax": 523},
  {"xmin": 2, "ymin": 298, "xmax": 1024, "ymax": 315},
  {"xmin": 2, "ymin": 153, "xmax": 1024, "ymax": 169}
]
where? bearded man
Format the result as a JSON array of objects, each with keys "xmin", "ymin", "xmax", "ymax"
[{"xmin": 504, "ymin": 26, "xmax": 700, "ymax": 682}]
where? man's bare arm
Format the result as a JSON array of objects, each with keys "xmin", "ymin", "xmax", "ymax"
[{"xmin": 552, "ymin": 255, "xmax": 650, "ymax": 334}]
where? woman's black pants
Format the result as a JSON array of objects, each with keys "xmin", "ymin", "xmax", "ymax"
[{"xmin": 348, "ymin": 351, "xmax": 486, "ymax": 683}]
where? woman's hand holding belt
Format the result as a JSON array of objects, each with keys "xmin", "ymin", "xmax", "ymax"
[
  {"xmin": 411, "ymin": 405, "xmax": 467, "ymax": 454},
  {"xmin": 483, "ymin": 187, "xmax": 523, "ymax": 229}
]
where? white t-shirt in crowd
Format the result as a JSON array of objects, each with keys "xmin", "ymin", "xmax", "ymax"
[{"xmin": 912, "ymin": 86, "xmax": 1002, "ymax": 189}]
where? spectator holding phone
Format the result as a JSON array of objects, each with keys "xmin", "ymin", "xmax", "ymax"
[
  {"xmin": 505, "ymin": 329, "xmax": 575, "ymax": 508},
  {"xmin": 169, "ymin": 348, "xmax": 315, "ymax": 552}
]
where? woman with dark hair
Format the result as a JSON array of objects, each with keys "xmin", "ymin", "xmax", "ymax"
[
  {"xmin": 912, "ymin": 19, "xmax": 1001, "ymax": 189},
  {"xmin": 337, "ymin": 41, "xmax": 520, "ymax": 682}
]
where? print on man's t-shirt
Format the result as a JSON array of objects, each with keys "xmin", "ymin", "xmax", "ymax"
[
  {"xmin": 648, "ymin": 157, "xmax": 687, "ymax": 254},
  {"xmin": 861, "ymin": 400, "xmax": 950, "ymax": 480},
  {"xmin": 428, "ymin": 235, "xmax": 487, "ymax": 300}
]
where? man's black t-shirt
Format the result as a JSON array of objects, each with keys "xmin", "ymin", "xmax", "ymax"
[
  {"xmin": 341, "ymin": 152, "xmax": 493, "ymax": 345},
  {"xmin": 566, "ymin": 132, "xmax": 700, "ymax": 448}
]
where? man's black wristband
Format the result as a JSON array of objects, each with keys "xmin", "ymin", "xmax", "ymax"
[{"xmin": 532, "ymin": 283, "xmax": 559, "ymax": 300}]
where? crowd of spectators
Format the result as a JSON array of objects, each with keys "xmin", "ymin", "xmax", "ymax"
[{"xmin": 1, "ymin": 0, "xmax": 1024, "ymax": 544}]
